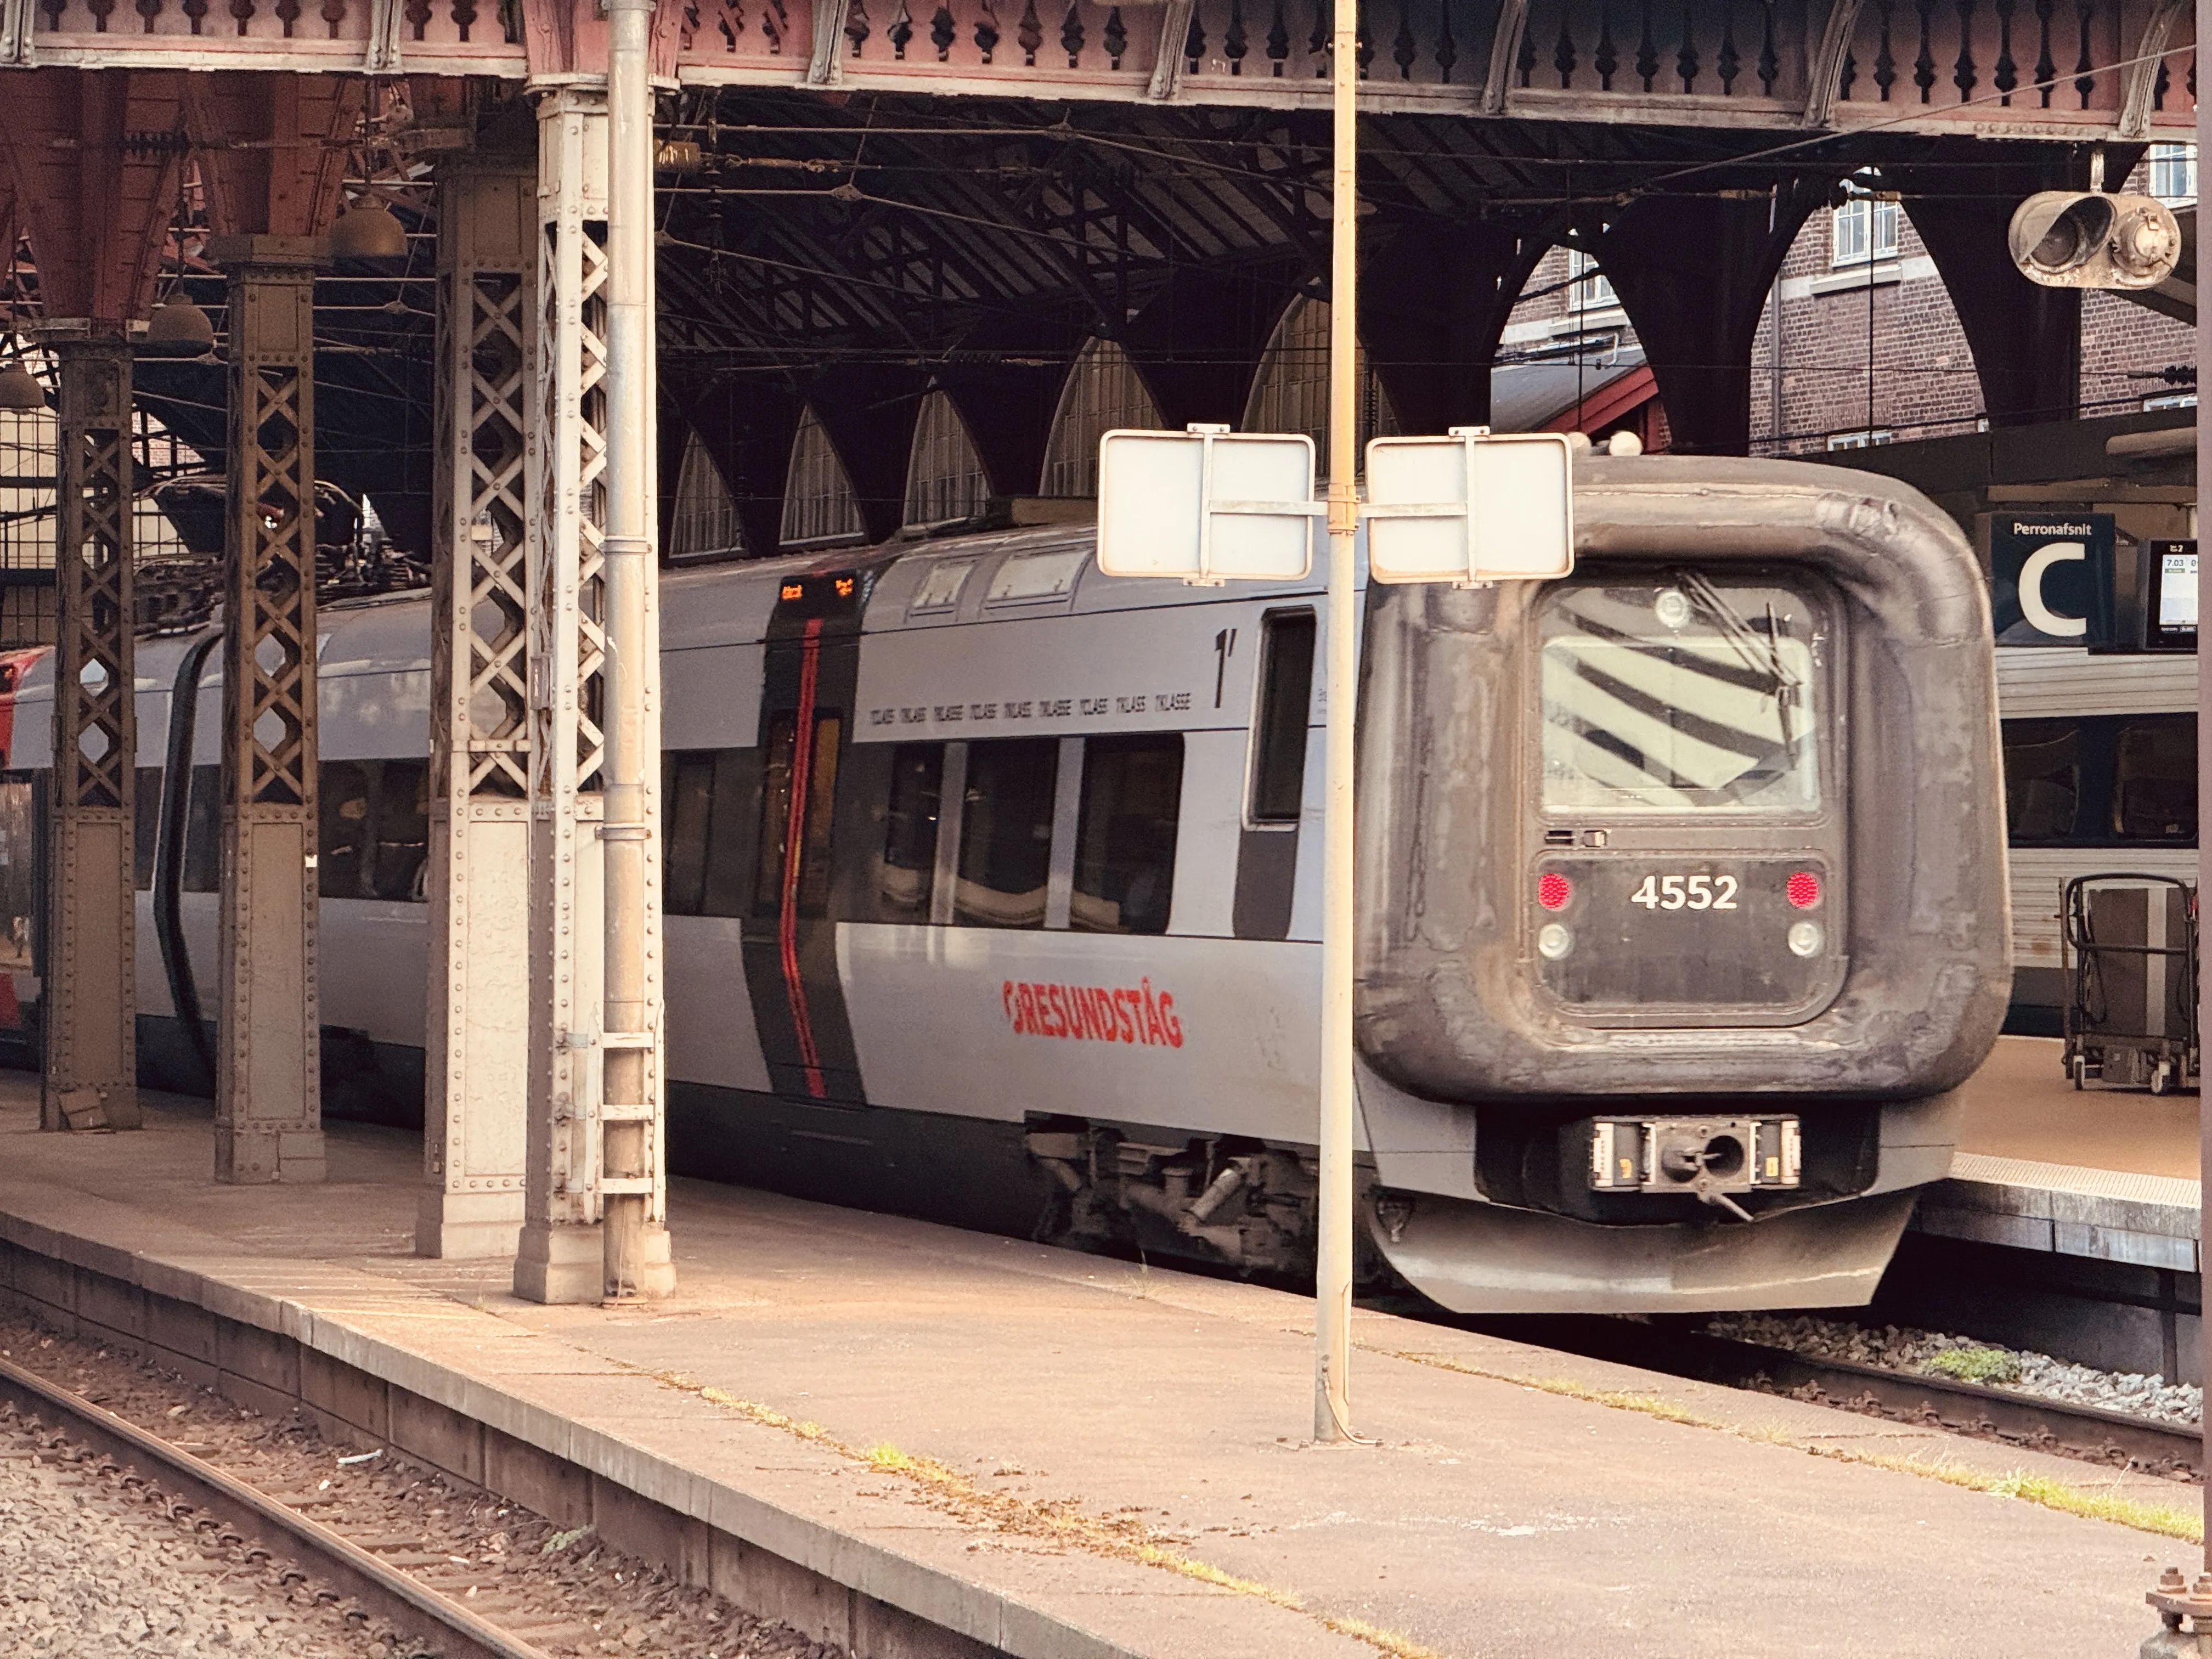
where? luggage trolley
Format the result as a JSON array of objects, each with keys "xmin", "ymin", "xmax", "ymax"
[{"xmin": 2062, "ymin": 872, "xmax": 2199, "ymax": 1094}]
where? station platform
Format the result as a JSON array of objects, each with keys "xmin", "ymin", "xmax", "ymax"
[
  {"xmin": 1922, "ymin": 1035, "xmax": 2199, "ymax": 1273},
  {"xmin": 0, "ymin": 1078, "xmax": 2184, "ymax": 1658}
]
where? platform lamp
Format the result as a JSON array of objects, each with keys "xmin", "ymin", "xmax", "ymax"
[
  {"xmin": 144, "ymin": 171, "xmax": 216, "ymax": 354},
  {"xmin": 0, "ymin": 215, "xmax": 46, "ymax": 413},
  {"xmin": 328, "ymin": 176, "xmax": 410, "ymax": 263}
]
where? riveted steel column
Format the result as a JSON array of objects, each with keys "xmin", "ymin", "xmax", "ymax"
[
  {"xmin": 417, "ymin": 158, "xmax": 537, "ymax": 1259},
  {"xmin": 514, "ymin": 87, "xmax": 612, "ymax": 1304},
  {"xmin": 601, "ymin": 0, "xmax": 675, "ymax": 1301},
  {"xmin": 211, "ymin": 240, "xmax": 325, "ymax": 1185},
  {"xmin": 43, "ymin": 332, "xmax": 140, "ymax": 1135}
]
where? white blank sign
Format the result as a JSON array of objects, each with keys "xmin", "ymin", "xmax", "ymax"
[
  {"xmin": 1364, "ymin": 428, "xmax": 1575, "ymax": 585},
  {"xmin": 1097, "ymin": 427, "xmax": 1318, "ymax": 585}
]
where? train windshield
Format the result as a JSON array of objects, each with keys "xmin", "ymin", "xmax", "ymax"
[{"xmin": 1539, "ymin": 574, "xmax": 1822, "ymax": 816}]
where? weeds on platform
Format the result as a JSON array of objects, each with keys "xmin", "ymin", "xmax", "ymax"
[
  {"xmin": 1383, "ymin": 1348, "xmax": 2203, "ymax": 1544},
  {"xmin": 640, "ymin": 1369, "xmax": 1442, "ymax": 1659}
]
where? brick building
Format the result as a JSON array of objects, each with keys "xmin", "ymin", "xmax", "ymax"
[{"xmin": 1494, "ymin": 147, "xmax": 2198, "ymax": 454}]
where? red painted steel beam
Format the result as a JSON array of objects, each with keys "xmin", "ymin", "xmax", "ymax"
[
  {"xmin": 0, "ymin": 68, "xmax": 185, "ymax": 327},
  {"xmin": 184, "ymin": 71, "xmax": 357, "ymax": 240}
]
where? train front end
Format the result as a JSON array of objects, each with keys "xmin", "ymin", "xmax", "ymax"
[{"xmin": 1356, "ymin": 455, "xmax": 2010, "ymax": 1312}]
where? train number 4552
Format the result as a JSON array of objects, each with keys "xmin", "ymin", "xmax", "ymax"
[{"xmin": 1629, "ymin": 873, "xmax": 1740, "ymax": 911}]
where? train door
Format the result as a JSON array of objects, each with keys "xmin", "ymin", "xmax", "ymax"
[
  {"xmin": 0, "ymin": 649, "xmax": 44, "ymax": 1053},
  {"xmin": 740, "ymin": 569, "xmax": 871, "ymax": 1103}
]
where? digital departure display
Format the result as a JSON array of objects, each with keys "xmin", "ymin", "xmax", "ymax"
[
  {"xmin": 2158, "ymin": 550, "xmax": 2196, "ymax": 628},
  {"xmin": 2143, "ymin": 540, "xmax": 2197, "ymax": 652}
]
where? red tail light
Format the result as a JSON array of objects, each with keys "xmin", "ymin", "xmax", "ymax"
[
  {"xmin": 1538, "ymin": 872, "xmax": 1573, "ymax": 911},
  {"xmin": 1787, "ymin": 871, "xmax": 1822, "ymax": 910}
]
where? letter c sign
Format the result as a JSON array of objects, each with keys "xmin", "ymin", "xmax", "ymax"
[{"xmin": 2018, "ymin": 542, "xmax": 2087, "ymax": 638}]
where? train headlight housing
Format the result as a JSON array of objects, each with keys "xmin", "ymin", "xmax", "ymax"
[
  {"xmin": 1536, "ymin": 922, "xmax": 1575, "ymax": 960},
  {"xmin": 1786, "ymin": 920, "xmax": 1824, "ymax": 958}
]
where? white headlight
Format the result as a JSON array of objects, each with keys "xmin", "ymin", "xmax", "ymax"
[
  {"xmin": 1537, "ymin": 923, "xmax": 1575, "ymax": 960},
  {"xmin": 1786, "ymin": 921, "xmax": 1824, "ymax": 958}
]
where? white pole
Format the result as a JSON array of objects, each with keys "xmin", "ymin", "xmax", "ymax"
[
  {"xmin": 1314, "ymin": 0, "xmax": 1359, "ymax": 1443},
  {"xmin": 602, "ymin": 0, "xmax": 662, "ymax": 1300},
  {"xmin": 2196, "ymin": 0, "xmax": 2209, "ymax": 1563}
]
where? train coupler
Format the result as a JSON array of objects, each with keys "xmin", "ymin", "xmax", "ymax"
[{"xmin": 1585, "ymin": 1116, "xmax": 1802, "ymax": 1220}]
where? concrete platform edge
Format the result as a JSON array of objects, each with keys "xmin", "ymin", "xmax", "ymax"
[{"xmin": 0, "ymin": 1199, "xmax": 1147, "ymax": 1659}]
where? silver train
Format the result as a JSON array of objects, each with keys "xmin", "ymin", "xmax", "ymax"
[
  {"xmin": 1995, "ymin": 648, "xmax": 2195, "ymax": 1036},
  {"xmin": 0, "ymin": 455, "xmax": 2012, "ymax": 1313}
]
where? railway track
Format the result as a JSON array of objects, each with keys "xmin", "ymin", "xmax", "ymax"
[
  {"xmin": 0, "ymin": 1349, "xmax": 554, "ymax": 1659},
  {"xmin": 1461, "ymin": 1314, "xmax": 2203, "ymax": 1476}
]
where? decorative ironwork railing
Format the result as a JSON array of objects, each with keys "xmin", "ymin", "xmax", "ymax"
[
  {"xmin": 1829, "ymin": 0, "xmax": 2192, "ymax": 117},
  {"xmin": 19, "ymin": 0, "xmax": 2197, "ymax": 132},
  {"xmin": 31, "ymin": 0, "xmax": 519, "ymax": 43}
]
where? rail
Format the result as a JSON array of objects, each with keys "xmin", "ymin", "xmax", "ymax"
[{"xmin": 0, "ymin": 1350, "xmax": 556, "ymax": 1659}]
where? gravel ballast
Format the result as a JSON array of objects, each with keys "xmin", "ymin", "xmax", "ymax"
[
  {"xmin": 1706, "ymin": 1311, "xmax": 2205, "ymax": 1430},
  {"xmin": 0, "ymin": 1310, "xmax": 850, "ymax": 1658}
]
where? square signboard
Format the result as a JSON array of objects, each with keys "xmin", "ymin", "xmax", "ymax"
[
  {"xmin": 1364, "ymin": 428, "xmax": 1575, "ymax": 585},
  {"xmin": 1097, "ymin": 426, "xmax": 1318, "ymax": 585}
]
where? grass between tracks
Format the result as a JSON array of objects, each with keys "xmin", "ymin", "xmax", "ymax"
[
  {"xmin": 1382, "ymin": 1348, "xmax": 2204, "ymax": 1544},
  {"xmin": 645, "ymin": 1370, "xmax": 1442, "ymax": 1659}
]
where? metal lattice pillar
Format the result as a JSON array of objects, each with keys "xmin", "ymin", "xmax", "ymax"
[
  {"xmin": 417, "ymin": 158, "xmax": 537, "ymax": 1259},
  {"xmin": 43, "ymin": 333, "xmax": 140, "ymax": 1135},
  {"xmin": 514, "ymin": 87, "xmax": 614, "ymax": 1303},
  {"xmin": 211, "ymin": 241, "xmax": 325, "ymax": 1185}
]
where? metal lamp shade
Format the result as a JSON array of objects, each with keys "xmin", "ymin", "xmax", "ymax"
[
  {"xmin": 144, "ymin": 296, "xmax": 217, "ymax": 350},
  {"xmin": 329, "ymin": 200, "xmax": 410, "ymax": 261},
  {"xmin": 0, "ymin": 362, "xmax": 43, "ymax": 410}
]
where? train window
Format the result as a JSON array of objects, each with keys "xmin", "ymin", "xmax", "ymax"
[
  {"xmin": 1539, "ymin": 576, "xmax": 1822, "ymax": 816},
  {"xmin": 369, "ymin": 760, "xmax": 430, "ymax": 901},
  {"xmin": 755, "ymin": 714, "xmax": 842, "ymax": 918},
  {"xmin": 875, "ymin": 744, "xmax": 943, "ymax": 919},
  {"xmin": 909, "ymin": 560, "xmax": 974, "ymax": 614},
  {"xmin": 320, "ymin": 761, "xmax": 371, "ymax": 898},
  {"xmin": 698, "ymin": 749, "xmax": 754, "ymax": 917},
  {"xmin": 664, "ymin": 748, "xmax": 757, "ymax": 918},
  {"xmin": 2111, "ymin": 715, "xmax": 2196, "ymax": 843},
  {"xmin": 182, "ymin": 765, "xmax": 220, "ymax": 893},
  {"xmin": 1249, "ymin": 611, "xmax": 1315, "ymax": 824},
  {"xmin": 954, "ymin": 738, "xmax": 1057, "ymax": 927},
  {"xmin": 1072, "ymin": 735, "xmax": 1182, "ymax": 935},
  {"xmin": 2002, "ymin": 718, "xmax": 2085, "ymax": 842},
  {"xmin": 0, "ymin": 778, "xmax": 32, "ymax": 972},
  {"xmin": 134, "ymin": 768, "xmax": 161, "ymax": 891},
  {"xmin": 664, "ymin": 751, "xmax": 718, "ymax": 916},
  {"xmin": 985, "ymin": 548, "xmax": 1087, "ymax": 605}
]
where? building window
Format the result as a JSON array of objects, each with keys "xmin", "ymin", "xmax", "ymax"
[
  {"xmin": 1831, "ymin": 188, "xmax": 1900, "ymax": 267},
  {"xmin": 2143, "ymin": 391, "xmax": 2198, "ymax": 412},
  {"xmin": 1242, "ymin": 298, "xmax": 1398, "ymax": 461},
  {"xmin": 669, "ymin": 428, "xmax": 746, "ymax": 560},
  {"xmin": 1566, "ymin": 249, "xmax": 1616, "ymax": 314},
  {"xmin": 780, "ymin": 407, "xmax": 866, "ymax": 548},
  {"xmin": 1826, "ymin": 429, "xmax": 1894, "ymax": 451},
  {"xmin": 904, "ymin": 392, "xmax": 991, "ymax": 527},
  {"xmin": 1040, "ymin": 339, "xmax": 1163, "ymax": 498},
  {"xmin": 2151, "ymin": 143, "xmax": 2197, "ymax": 205}
]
